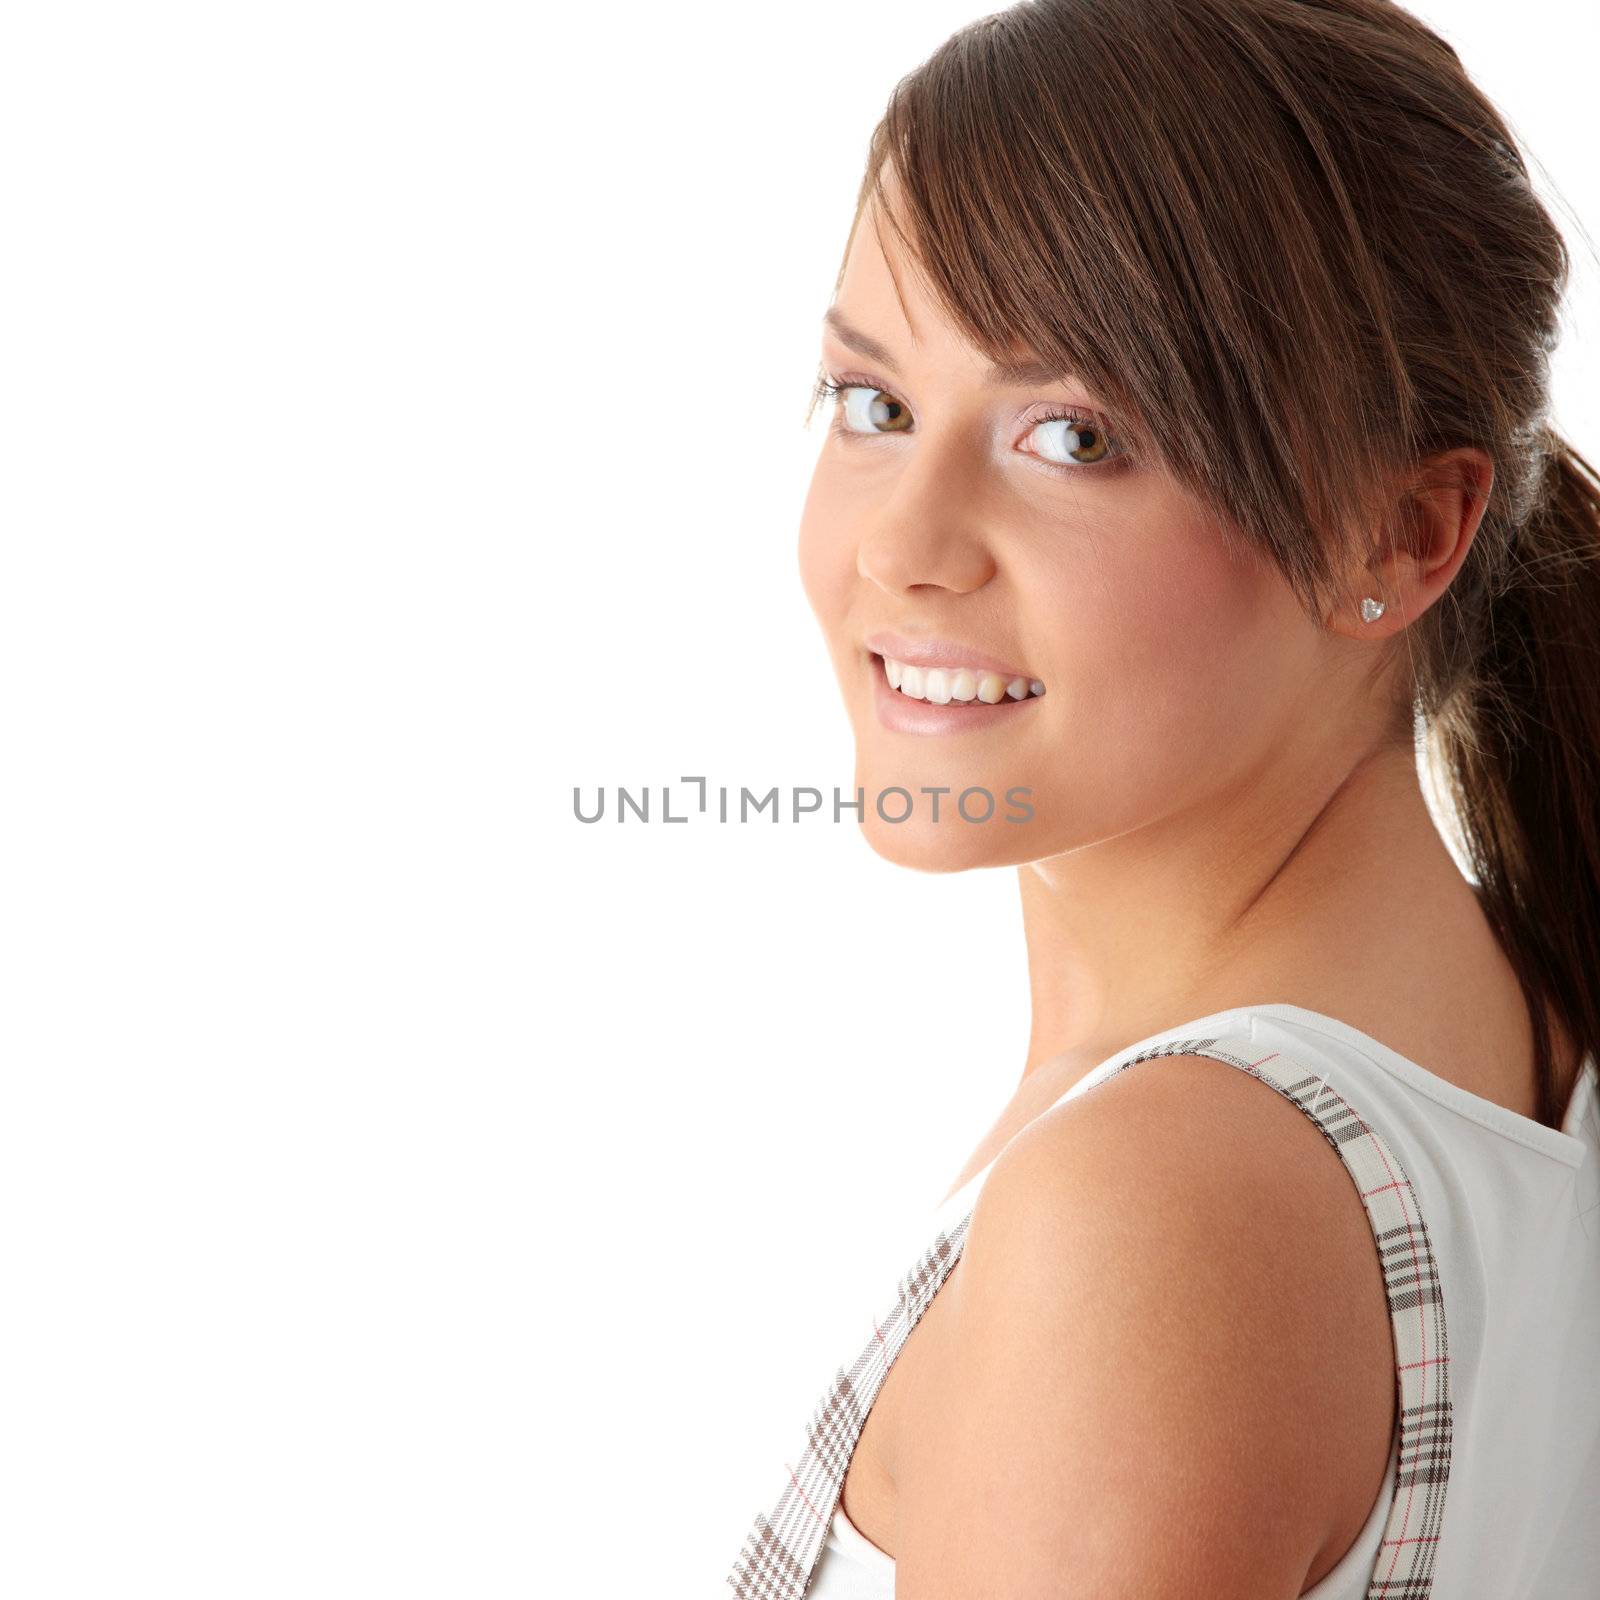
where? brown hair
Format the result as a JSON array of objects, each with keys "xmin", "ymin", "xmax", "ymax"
[{"xmin": 816, "ymin": 0, "xmax": 1600, "ymax": 1127}]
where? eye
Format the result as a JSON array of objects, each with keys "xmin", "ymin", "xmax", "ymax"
[
  {"xmin": 1024, "ymin": 410, "xmax": 1122, "ymax": 467},
  {"xmin": 811, "ymin": 373, "xmax": 1127, "ymax": 470},
  {"xmin": 814, "ymin": 377, "xmax": 912, "ymax": 435}
]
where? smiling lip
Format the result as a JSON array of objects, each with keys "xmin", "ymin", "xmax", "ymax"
[
  {"xmin": 863, "ymin": 631, "xmax": 1038, "ymax": 682},
  {"xmin": 868, "ymin": 653, "xmax": 1042, "ymax": 736}
]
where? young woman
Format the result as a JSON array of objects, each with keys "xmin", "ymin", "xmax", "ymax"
[{"xmin": 726, "ymin": 2, "xmax": 1600, "ymax": 1595}]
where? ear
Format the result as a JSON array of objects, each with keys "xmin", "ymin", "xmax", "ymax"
[{"xmin": 1327, "ymin": 446, "xmax": 1495, "ymax": 640}]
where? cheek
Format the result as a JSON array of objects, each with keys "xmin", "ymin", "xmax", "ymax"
[
  {"xmin": 1043, "ymin": 512, "xmax": 1294, "ymax": 791},
  {"xmin": 797, "ymin": 460, "xmax": 856, "ymax": 639}
]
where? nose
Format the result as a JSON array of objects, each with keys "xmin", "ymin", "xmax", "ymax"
[{"xmin": 855, "ymin": 448, "xmax": 999, "ymax": 598}]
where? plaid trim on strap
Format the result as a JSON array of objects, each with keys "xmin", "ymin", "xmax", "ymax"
[{"xmin": 725, "ymin": 1030, "xmax": 1451, "ymax": 1600}]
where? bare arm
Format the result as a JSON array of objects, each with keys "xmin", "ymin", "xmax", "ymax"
[{"xmin": 893, "ymin": 1054, "xmax": 1395, "ymax": 1599}]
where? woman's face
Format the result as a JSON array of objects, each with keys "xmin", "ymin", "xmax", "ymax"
[{"xmin": 798, "ymin": 195, "xmax": 1337, "ymax": 872}]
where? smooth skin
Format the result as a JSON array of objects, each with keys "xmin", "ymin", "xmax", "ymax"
[
  {"xmin": 798, "ymin": 169, "xmax": 1571, "ymax": 1596},
  {"xmin": 891, "ymin": 1063, "xmax": 1397, "ymax": 1597}
]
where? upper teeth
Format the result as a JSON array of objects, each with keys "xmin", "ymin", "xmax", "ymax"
[{"xmin": 882, "ymin": 656, "xmax": 1045, "ymax": 704}]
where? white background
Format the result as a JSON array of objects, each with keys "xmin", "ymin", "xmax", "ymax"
[{"xmin": 2, "ymin": 2, "xmax": 1596, "ymax": 1593}]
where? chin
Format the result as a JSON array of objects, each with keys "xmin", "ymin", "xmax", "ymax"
[
  {"xmin": 857, "ymin": 820, "xmax": 1037, "ymax": 872},
  {"xmin": 852, "ymin": 763, "xmax": 1055, "ymax": 872}
]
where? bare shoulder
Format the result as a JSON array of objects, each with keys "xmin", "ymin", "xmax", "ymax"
[{"xmin": 893, "ymin": 1054, "xmax": 1395, "ymax": 1599}]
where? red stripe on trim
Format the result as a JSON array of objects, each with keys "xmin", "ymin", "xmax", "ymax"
[{"xmin": 785, "ymin": 1462, "xmax": 827, "ymax": 1527}]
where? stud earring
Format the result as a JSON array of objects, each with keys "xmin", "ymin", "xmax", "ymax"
[{"xmin": 1360, "ymin": 597, "xmax": 1386, "ymax": 622}]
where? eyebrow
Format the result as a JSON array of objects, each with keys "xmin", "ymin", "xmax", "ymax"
[{"xmin": 821, "ymin": 306, "xmax": 1070, "ymax": 387}]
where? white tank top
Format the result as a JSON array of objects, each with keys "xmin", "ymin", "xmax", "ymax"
[{"xmin": 725, "ymin": 1002, "xmax": 1600, "ymax": 1600}]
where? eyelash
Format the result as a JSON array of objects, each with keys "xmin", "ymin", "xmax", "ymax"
[{"xmin": 810, "ymin": 374, "xmax": 1127, "ymax": 471}]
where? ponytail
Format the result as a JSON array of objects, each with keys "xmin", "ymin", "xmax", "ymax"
[{"xmin": 1434, "ymin": 431, "xmax": 1600, "ymax": 1124}]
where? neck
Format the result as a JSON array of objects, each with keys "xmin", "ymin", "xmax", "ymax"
[{"xmin": 1016, "ymin": 735, "xmax": 1464, "ymax": 1084}]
